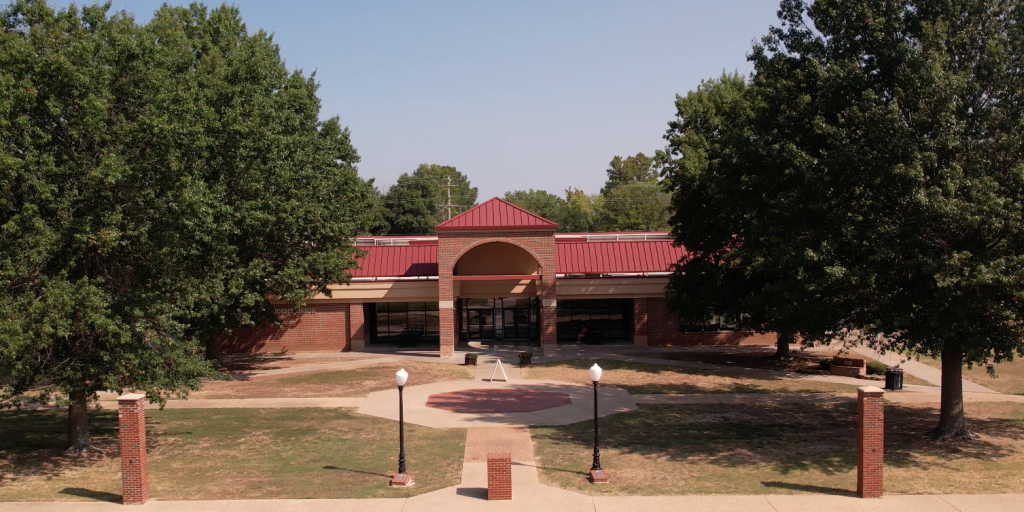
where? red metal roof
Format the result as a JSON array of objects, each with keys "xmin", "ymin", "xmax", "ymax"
[
  {"xmin": 351, "ymin": 244, "xmax": 438, "ymax": 277},
  {"xmin": 350, "ymin": 236, "xmax": 687, "ymax": 278},
  {"xmin": 435, "ymin": 197, "xmax": 559, "ymax": 231},
  {"xmin": 555, "ymin": 240, "xmax": 687, "ymax": 274}
]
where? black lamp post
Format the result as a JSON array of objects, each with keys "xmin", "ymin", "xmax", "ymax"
[
  {"xmin": 588, "ymin": 363, "xmax": 607, "ymax": 483},
  {"xmin": 390, "ymin": 368, "xmax": 412, "ymax": 487}
]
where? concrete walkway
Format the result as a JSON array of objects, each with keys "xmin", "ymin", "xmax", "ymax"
[
  {"xmin": 633, "ymin": 391, "xmax": 1024, "ymax": 406},
  {"xmin": 4, "ymin": 493, "xmax": 1022, "ymax": 511},
  {"xmin": 849, "ymin": 346, "xmax": 998, "ymax": 393},
  {"xmin": 357, "ymin": 379, "xmax": 636, "ymax": 428}
]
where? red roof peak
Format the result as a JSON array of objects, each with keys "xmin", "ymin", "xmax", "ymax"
[{"xmin": 435, "ymin": 197, "xmax": 559, "ymax": 231}]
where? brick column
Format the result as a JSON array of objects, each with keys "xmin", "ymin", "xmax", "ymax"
[
  {"xmin": 487, "ymin": 452, "xmax": 512, "ymax": 500},
  {"xmin": 632, "ymin": 298, "xmax": 648, "ymax": 347},
  {"xmin": 857, "ymin": 386, "xmax": 885, "ymax": 498},
  {"xmin": 348, "ymin": 303, "xmax": 366, "ymax": 351},
  {"xmin": 540, "ymin": 273, "xmax": 557, "ymax": 356},
  {"xmin": 117, "ymin": 393, "xmax": 149, "ymax": 505}
]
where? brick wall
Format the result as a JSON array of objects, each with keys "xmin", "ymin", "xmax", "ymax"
[
  {"xmin": 222, "ymin": 303, "xmax": 353, "ymax": 353},
  {"xmin": 487, "ymin": 452, "xmax": 512, "ymax": 500},
  {"xmin": 857, "ymin": 386, "xmax": 885, "ymax": 498},
  {"xmin": 438, "ymin": 231, "xmax": 557, "ymax": 356},
  {"xmin": 645, "ymin": 297, "xmax": 776, "ymax": 346},
  {"xmin": 117, "ymin": 394, "xmax": 148, "ymax": 505}
]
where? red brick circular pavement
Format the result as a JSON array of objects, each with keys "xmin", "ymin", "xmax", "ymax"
[{"xmin": 425, "ymin": 388, "xmax": 572, "ymax": 413}]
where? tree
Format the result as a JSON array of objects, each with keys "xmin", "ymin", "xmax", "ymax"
[
  {"xmin": 662, "ymin": 72, "xmax": 835, "ymax": 359},
  {"xmin": 600, "ymin": 153, "xmax": 670, "ymax": 231},
  {"xmin": 666, "ymin": 0, "xmax": 1024, "ymax": 439},
  {"xmin": 381, "ymin": 164, "xmax": 478, "ymax": 234},
  {"xmin": 601, "ymin": 152, "xmax": 661, "ymax": 193},
  {"xmin": 504, "ymin": 189, "xmax": 564, "ymax": 223},
  {"xmin": 559, "ymin": 188, "xmax": 604, "ymax": 233},
  {"xmin": 0, "ymin": 1, "xmax": 373, "ymax": 449}
]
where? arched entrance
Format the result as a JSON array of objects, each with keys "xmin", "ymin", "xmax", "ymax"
[{"xmin": 452, "ymin": 242, "xmax": 543, "ymax": 346}]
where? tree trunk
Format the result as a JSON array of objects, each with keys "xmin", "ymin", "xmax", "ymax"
[
  {"xmin": 205, "ymin": 331, "xmax": 222, "ymax": 367},
  {"xmin": 773, "ymin": 332, "xmax": 792, "ymax": 359},
  {"xmin": 933, "ymin": 344, "xmax": 972, "ymax": 440},
  {"xmin": 66, "ymin": 389, "xmax": 92, "ymax": 452}
]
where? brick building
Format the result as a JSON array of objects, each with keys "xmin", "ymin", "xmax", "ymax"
[{"xmin": 224, "ymin": 197, "xmax": 774, "ymax": 355}]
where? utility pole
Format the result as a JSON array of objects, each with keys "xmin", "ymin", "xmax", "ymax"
[{"xmin": 437, "ymin": 174, "xmax": 463, "ymax": 220}]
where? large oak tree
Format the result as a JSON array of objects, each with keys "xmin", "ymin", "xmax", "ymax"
[
  {"xmin": 0, "ymin": 1, "xmax": 373, "ymax": 449},
  {"xmin": 663, "ymin": 0, "xmax": 1024, "ymax": 439}
]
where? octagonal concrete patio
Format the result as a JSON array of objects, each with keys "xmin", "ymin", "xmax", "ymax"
[{"xmin": 356, "ymin": 379, "xmax": 637, "ymax": 428}]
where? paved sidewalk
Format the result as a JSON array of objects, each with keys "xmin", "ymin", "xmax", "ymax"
[
  {"xmin": 4, "ymin": 493, "xmax": 1022, "ymax": 511},
  {"xmin": 633, "ymin": 391, "xmax": 1024, "ymax": 406},
  {"xmin": 850, "ymin": 346, "xmax": 998, "ymax": 393}
]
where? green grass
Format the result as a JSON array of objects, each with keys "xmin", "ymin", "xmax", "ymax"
[
  {"xmin": 532, "ymin": 402, "xmax": 1024, "ymax": 495},
  {"xmin": 193, "ymin": 360, "xmax": 476, "ymax": 399},
  {"xmin": 523, "ymin": 358, "xmax": 860, "ymax": 394},
  {"xmin": 0, "ymin": 408, "xmax": 465, "ymax": 501},
  {"xmin": 914, "ymin": 356, "xmax": 1024, "ymax": 395}
]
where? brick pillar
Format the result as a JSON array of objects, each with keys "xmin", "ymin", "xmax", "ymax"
[
  {"xmin": 348, "ymin": 303, "xmax": 366, "ymax": 351},
  {"xmin": 857, "ymin": 386, "xmax": 885, "ymax": 498},
  {"xmin": 487, "ymin": 452, "xmax": 512, "ymax": 500},
  {"xmin": 117, "ymin": 393, "xmax": 149, "ymax": 505},
  {"xmin": 540, "ymin": 273, "xmax": 557, "ymax": 356},
  {"xmin": 632, "ymin": 298, "xmax": 648, "ymax": 347}
]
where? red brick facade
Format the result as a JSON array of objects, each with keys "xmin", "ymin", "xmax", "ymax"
[
  {"xmin": 438, "ymin": 230, "xmax": 558, "ymax": 356},
  {"xmin": 857, "ymin": 386, "xmax": 885, "ymax": 498},
  {"xmin": 222, "ymin": 303, "xmax": 354, "ymax": 353},
  {"xmin": 487, "ymin": 452, "xmax": 513, "ymax": 500},
  {"xmin": 117, "ymin": 394, "xmax": 148, "ymax": 505},
  {"xmin": 645, "ymin": 297, "xmax": 776, "ymax": 346}
]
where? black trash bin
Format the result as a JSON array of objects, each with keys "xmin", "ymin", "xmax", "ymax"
[{"xmin": 885, "ymin": 366, "xmax": 904, "ymax": 391}]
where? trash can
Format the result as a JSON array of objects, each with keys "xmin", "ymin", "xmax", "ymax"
[{"xmin": 885, "ymin": 366, "xmax": 904, "ymax": 391}]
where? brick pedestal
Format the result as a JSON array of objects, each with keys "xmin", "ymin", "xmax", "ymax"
[
  {"xmin": 117, "ymin": 393, "xmax": 149, "ymax": 505},
  {"xmin": 487, "ymin": 452, "xmax": 512, "ymax": 500},
  {"xmin": 857, "ymin": 386, "xmax": 885, "ymax": 498}
]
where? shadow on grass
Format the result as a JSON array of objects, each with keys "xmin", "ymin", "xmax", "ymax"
[
  {"xmin": 0, "ymin": 410, "xmax": 121, "ymax": 480},
  {"xmin": 322, "ymin": 465, "xmax": 391, "ymax": 478},
  {"xmin": 760, "ymin": 481, "xmax": 856, "ymax": 496},
  {"xmin": 528, "ymin": 358, "xmax": 841, "ymax": 395},
  {"xmin": 58, "ymin": 487, "xmax": 122, "ymax": 502},
  {"xmin": 532, "ymin": 402, "xmax": 1024, "ymax": 477}
]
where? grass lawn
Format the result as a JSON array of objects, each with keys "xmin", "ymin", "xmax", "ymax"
[
  {"xmin": 532, "ymin": 402, "xmax": 1024, "ymax": 495},
  {"xmin": 191, "ymin": 360, "xmax": 475, "ymax": 399},
  {"xmin": 0, "ymin": 408, "xmax": 465, "ymax": 502},
  {"xmin": 522, "ymin": 358, "xmax": 860, "ymax": 394},
  {"xmin": 914, "ymin": 356, "xmax": 1024, "ymax": 395}
]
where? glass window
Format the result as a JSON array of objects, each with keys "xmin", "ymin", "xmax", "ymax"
[{"xmin": 556, "ymin": 299, "xmax": 630, "ymax": 343}]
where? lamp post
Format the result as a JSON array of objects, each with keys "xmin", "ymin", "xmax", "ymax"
[
  {"xmin": 588, "ymin": 363, "xmax": 608, "ymax": 483},
  {"xmin": 390, "ymin": 368, "xmax": 413, "ymax": 487}
]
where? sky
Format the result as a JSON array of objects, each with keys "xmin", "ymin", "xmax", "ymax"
[{"xmin": 110, "ymin": 0, "xmax": 783, "ymax": 199}]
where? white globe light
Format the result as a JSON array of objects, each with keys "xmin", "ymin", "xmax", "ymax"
[
  {"xmin": 589, "ymin": 363, "xmax": 603, "ymax": 383},
  {"xmin": 396, "ymin": 368, "xmax": 409, "ymax": 387}
]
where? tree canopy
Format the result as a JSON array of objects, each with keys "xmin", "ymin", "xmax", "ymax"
[
  {"xmin": 378, "ymin": 164, "xmax": 477, "ymax": 234},
  {"xmin": 663, "ymin": 0, "xmax": 1024, "ymax": 438},
  {"xmin": 0, "ymin": 0, "xmax": 373, "ymax": 449}
]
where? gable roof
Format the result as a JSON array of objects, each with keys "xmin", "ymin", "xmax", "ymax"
[{"xmin": 434, "ymin": 197, "xmax": 559, "ymax": 231}]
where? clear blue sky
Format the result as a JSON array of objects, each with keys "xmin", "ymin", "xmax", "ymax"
[{"xmin": 112, "ymin": 0, "xmax": 782, "ymax": 199}]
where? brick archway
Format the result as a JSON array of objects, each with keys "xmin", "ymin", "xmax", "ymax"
[{"xmin": 437, "ymin": 231, "xmax": 557, "ymax": 357}]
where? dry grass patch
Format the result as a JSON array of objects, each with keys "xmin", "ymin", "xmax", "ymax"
[
  {"xmin": 220, "ymin": 355, "xmax": 379, "ymax": 374},
  {"xmin": 522, "ymin": 358, "xmax": 859, "ymax": 394},
  {"xmin": 914, "ymin": 356, "xmax": 1024, "ymax": 395},
  {"xmin": 532, "ymin": 401, "xmax": 1024, "ymax": 495},
  {"xmin": 192, "ymin": 360, "xmax": 474, "ymax": 399},
  {"xmin": 0, "ymin": 408, "xmax": 465, "ymax": 502}
]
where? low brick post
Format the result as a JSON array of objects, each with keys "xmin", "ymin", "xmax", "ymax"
[
  {"xmin": 117, "ymin": 393, "xmax": 149, "ymax": 505},
  {"xmin": 487, "ymin": 452, "xmax": 512, "ymax": 500},
  {"xmin": 857, "ymin": 386, "xmax": 885, "ymax": 498}
]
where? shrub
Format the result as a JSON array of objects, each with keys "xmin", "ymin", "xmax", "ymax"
[
  {"xmin": 819, "ymin": 358, "xmax": 832, "ymax": 371},
  {"xmin": 866, "ymin": 361, "xmax": 888, "ymax": 375}
]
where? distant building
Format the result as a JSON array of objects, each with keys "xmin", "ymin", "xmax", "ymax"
[{"xmin": 224, "ymin": 197, "xmax": 772, "ymax": 355}]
